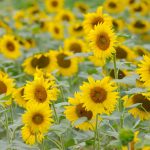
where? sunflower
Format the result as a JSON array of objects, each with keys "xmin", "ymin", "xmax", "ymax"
[
  {"xmin": 126, "ymin": 0, "xmax": 136, "ymax": 6},
  {"xmin": 0, "ymin": 20, "xmax": 12, "ymax": 33},
  {"xmin": 22, "ymin": 103, "xmax": 53, "ymax": 133},
  {"xmin": 65, "ymin": 92, "xmax": 96, "ymax": 130},
  {"xmin": 74, "ymin": 2, "xmax": 89, "ymax": 14},
  {"xmin": 123, "ymin": 93, "xmax": 150, "ymax": 120},
  {"xmin": 128, "ymin": 19, "xmax": 149, "ymax": 34},
  {"xmin": 80, "ymin": 77, "xmax": 119, "ymax": 115},
  {"xmin": 55, "ymin": 50, "xmax": 78, "ymax": 76},
  {"xmin": 25, "ymin": 38, "xmax": 36, "ymax": 49},
  {"xmin": 89, "ymin": 23, "xmax": 116, "ymax": 60},
  {"xmin": 21, "ymin": 125, "xmax": 44, "ymax": 145},
  {"xmin": 137, "ymin": 55, "xmax": 150, "ymax": 87},
  {"xmin": 24, "ymin": 77, "xmax": 52, "ymax": 104},
  {"xmin": 22, "ymin": 52, "xmax": 56, "ymax": 75},
  {"xmin": 133, "ymin": 46, "xmax": 150, "ymax": 57},
  {"xmin": 55, "ymin": 9, "xmax": 75, "ymax": 23},
  {"xmin": 13, "ymin": 86, "xmax": 28, "ymax": 108},
  {"xmin": 112, "ymin": 18, "xmax": 125, "ymax": 32},
  {"xmin": 0, "ymin": 34, "xmax": 21, "ymax": 59},
  {"xmin": 48, "ymin": 22, "xmax": 64, "ymax": 40},
  {"xmin": 34, "ymin": 69, "xmax": 60, "ymax": 101},
  {"xmin": 45, "ymin": 0, "xmax": 64, "ymax": 13},
  {"xmin": 0, "ymin": 72, "xmax": 14, "ymax": 106},
  {"xmin": 83, "ymin": 6, "xmax": 112, "ymax": 34},
  {"xmin": 115, "ymin": 45, "xmax": 136, "ymax": 62},
  {"xmin": 68, "ymin": 22, "xmax": 84, "ymax": 37},
  {"xmin": 104, "ymin": 0, "xmax": 125, "ymax": 14}
]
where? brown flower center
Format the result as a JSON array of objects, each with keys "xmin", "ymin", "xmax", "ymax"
[
  {"xmin": 132, "ymin": 94, "xmax": 150, "ymax": 112},
  {"xmin": 32, "ymin": 113, "xmax": 44, "ymax": 125},
  {"xmin": 62, "ymin": 15, "xmax": 70, "ymax": 22},
  {"xmin": 51, "ymin": 0, "xmax": 58, "ymax": 7},
  {"xmin": 6, "ymin": 41, "xmax": 15, "ymax": 51},
  {"xmin": 0, "ymin": 81, "xmax": 7, "ymax": 94},
  {"xmin": 78, "ymin": 5, "xmax": 87, "ymax": 13},
  {"xmin": 56, "ymin": 53, "xmax": 71, "ymax": 68},
  {"xmin": 73, "ymin": 25, "xmax": 83, "ymax": 32},
  {"xmin": 34, "ymin": 85, "xmax": 47, "ymax": 103},
  {"xmin": 115, "ymin": 46, "xmax": 127, "ymax": 59},
  {"xmin": 91, "ymin": 17, "xmax": 104, "ymax": 29},
  {"xmin": 134, "ymin": 21, "xmax": 146, "ymax": 29},
  {"xmin": 90, "ymin": 87, "xmax": 107, "ymax": 103},
  {"xmin": 31, "ymin": 55, "xmax": 50, "ymax": 69},
  {"xmin": 20, "ymin": 88, "xmax": 24, "ymax": 96},
  {"xmin": 134, "ymin": 6, "xmax": 142, "ymax": 12},
  {"xmin": 108, "ymin": 2, "xmax": 117, "ymax": 8},
  {"xmin": 129, "ymin": 0, "xmax": 135, "ymax": 4},
  {"xmin": 112, "ymin": 20, "xmax": 118, "ymax": 30},
  {"xmin": 96, "ymin": 32, "xmax": 110, "ymax": 50},
  {"xmin": 69, "ymin": 43, "xmax": 82, "ymax": 53},
  {"xmin": 137, "ymin": 48, "xmax": 145, "ymax": 56},
  {"xmin": 110, "ymin": 69, "xmax": 126, "ymax": 79},
  {"xmin": 76, "ymin": 103, "xmax": 93, "ymax": 120},
  {"xmin": 54, "ymin": 27, "xmax": 60, "ymax": 34}
]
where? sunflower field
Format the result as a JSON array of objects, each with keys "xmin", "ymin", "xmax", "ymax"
[{"xmin": 0, "ymin": 0, "xmax": 150, "ymax": 149}]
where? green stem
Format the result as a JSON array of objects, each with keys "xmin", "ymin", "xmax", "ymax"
[
  {"xmin": 47, "ymin": 137, "xmax": 62, "ymax": 150},
  {"xmin": 4, "ymin": 110, "xmax": 10, "ymax": 144}
]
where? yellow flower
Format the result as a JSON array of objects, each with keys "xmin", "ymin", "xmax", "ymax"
[
  {"xmin": 22, "ymin": 103, "xmax": 53, "ymax": 133},
  {"xmin": 133, "ymin": 46, "xmax": 150, "ymax": 57},
  {"xmin": 55, "ymin": 50, "xmax": 78, "ymax": 76},
  {"xmin": 21, "ymin": 125, "xmax": 44, "ymax": 145},
  {"xmin": 65, "ymin": 92, "xmax": 96, "ymax": 130},
  {"xmin": 0, "ymin": 20, "xmax": 12, "ymax": 33},
  {"xmin": 112, "ymin": 18, "xmax": 125, "ymax": 32},
  {"xmin": 13, "ymin": 86, "xmax": 28, "ymax": 108},
  {"xmin": 74, "ymin": 2, "xmax": 89, "ymax": 14},
  {"xmin": 128, "ymin": 19, "xmax": 149, "ymax": 34},
  {"xmin": 123, "ymin": 94, "xmax": 150, "ymax": 120},
  {"xmin": 22, "ymin": 52, "xmax": 56, "ymax": 75},
  {"xmin": 24, "ymin": 77, "xmax": 52, "ymax": 104},
  {"xmin": 45, "ymin": 0, "xmax": 64, "ymax": 13},
  {"xmin": 55, "ymin": 9, "xmax": 75, "ymax": 23},
  {"xmin": 83, "ymin": 6, "xmax": 112, "ymax": 34},
  {"xmin": 0, "ymin": 34, "xmax": 21, "ymax": 59},
  {"xmin": 137, "ymin": 55, "xmax": 150, "ymax": 87},
  {"xmin": 80, "ymin": 77, "xmax": 119, "ymax": 115},
  {"xmin": 89, "ymin": 23, "xmax": 116, "ymax": 60}
]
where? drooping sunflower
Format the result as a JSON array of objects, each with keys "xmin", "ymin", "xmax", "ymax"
[
  {"xmin": 22, "ymin": 52, "xmax": 56, "ymax": 75},
  {"xmin": 74, "ymin": 2, "xmax": 89, "ymax": 14},
  {"xmin": 34, "ymin": 69, "xmax": 60, "ymax": 101},
  {"xmin": 13, "ymin": 86, "xmax": 28, "ymax": 108},
  {"xmin": 0, "ymin": 34, "xmax": 21, "ymax": 59},
  {"xmin": 45, "ymin": 0, "xmax": 64, "ymax": 13},
  {"xmin": 22, "ymin": 103, "xmax": 53, "ymax": 133},
  {"xmin": 55, "ymin": 9, "xmax": 75, "ymax": 23},
  {"xmin": 128, "ymin": 19, "xmax": 149, "ymax": 34},
  {"xmin": 137, "ymin": 55, "xmax": 150, "ymax": 87},
  {"xmin": 21, "ymin": 125, "xmax": 44, "ymax": 145},
  {"xmin": 115, "ymin": 45, "xmax": 136, "ymax": 61},
  {"xmin": 104, "ymin": 0, "xmax": 126, "ymax": 14},
  {"xmin": 89, "ymin": 23, "xmax": 117, "ymax": 60},
  {"xmin": 83, "ymin": 6, "xmax": 112, "ymax": 34},
  {"xmin": 55, "ymin": 50, "xmax": 78, "ymax": 76},
  {"xmin": 123, "ymin": 93, "xmax": 150, "ymax": 120},
  {"xmin": 0, "ymin": 72, "xmax": 14, "ymax": 106},
  {"xmin": 111, "ymin": 18, "xmax": 125, "ymax": 32},
  {"xmin": 24, "ymin": 77, "xmax": 52, "ymax": 104},
  {"xmin": 80, "ymin": 77, "xmax": 119, "ymax": 115},
  {"xmin": 68, "ymin": 22, "xmax": 84, "ymax": 37},
  {"xmin": 65, "ymin": 92, "xmax": 96, "ymax": 130},
  {"xmin": 48, "ymin": 22, "xmax": 64, "ymax": 40}
]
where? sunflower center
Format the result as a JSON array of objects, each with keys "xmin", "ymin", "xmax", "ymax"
[
  {"xmin": 34, "ymin": 85, "xmax": 47, "ymax": 103},
  {"xmin": 110, "ymin": 69, "xmax": 126, "ymax": 79},
  {"xmin": 112, "ymin": 20, "xmax": 118, "ymax": 29},
  {"xmin": 78, "ymin": 5, "xmax": 86, "ymax": 13},
  {"xmin": 108, "ymin": 2, "xmax": 117, "ymax": 8},
  {"xmin": 76, "ymin": 103, "xmax": 93, "ymax": 120},
  {"xmin": 69, "ymin": 43, "xmax": 82, "ymax": 53},
  {"xmin": 115, "ymin": 46, "xmax": 127, "ymax": 59},
  {"xmin": 90, "ymin": 87, "xmax": 107, "ymax": 103},
  {"xmin": 134, "ymin": 6, "xmax": 142, "ymax": 12},
  {"xmin": 129, "ymin": 0, "xmax": 135, "ymax": 4},
  {"xmin": 56, "ymin": 53, "xmax": 71, "ymax": 68},
  {"xmin": 31, "ymin": 55, "xmax": 50, "ymax": 69},
  {"xmin": 51, "ymin": 0, "xmax": 58, "ymax": 7},
  {"xmin": 134, "ymin": 21, "xmax": 145, "ymax": 29},
  {"xmin": 6, "ymin": 41, "xmax": 15, "ymax": 51},
  {"xmin": 54, "ymin": 27, "xmax": 60, "ymax": 34},
  {"xmin": 137, "ymin": 49, "xmax": 144, "ymax": 56},
  {"xmin": 32, "ymin": 113, "xmax": 44, "ymax": 125},
  {"xmin": 73, "ymin": 25, "xmax": 83, "ymax": 32},
  {"xmin": 0, "ymin": 81, "xmax": 7, "ymax": 94},
  {"xmin": 132, "ymin": 94, "xmax": 150, "ymax": 112},
  {"xmin": 92, "ymin": 17, "xmax": 104, "ymax": 28},
  {"xmin": 96, "ymin": 32, "xmax": 110, "ymax": 50},
  {"xmin": 62, "ymin": 15, "xmax": 70, "ymax": 22},
  {"xmin": 20, "ymin": 88, "xmax": 24, "ymax": 96}
]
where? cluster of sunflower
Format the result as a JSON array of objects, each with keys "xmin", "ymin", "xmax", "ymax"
[{"xmin": 0, "ymin": 0, "xmax": 150, "ymax": 149}]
